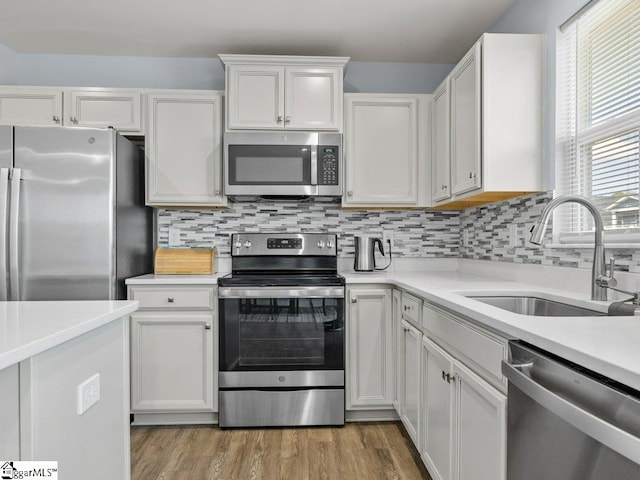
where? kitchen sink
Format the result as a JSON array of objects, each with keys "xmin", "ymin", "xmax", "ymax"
[{"xmin": 466, "ymin": 295, "xmax": 605, "ymax": 316}]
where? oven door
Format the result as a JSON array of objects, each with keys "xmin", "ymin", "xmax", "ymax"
[{"xmin": 219, "ymin": 286, "xmax": 344, "ymax": 373}]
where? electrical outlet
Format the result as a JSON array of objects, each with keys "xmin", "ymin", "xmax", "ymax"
[
  {"xmin": 77, "ymin": 373, "xmax": 100, "ymax": 415},
  {"xmin": 382, "ymin": 230, "xmax": 393, "ymax": 247},
  {"xmin": 463, "ymin": 230, "xmax": 470, "ymax": 247},
  {"xmin": 168, "ymin": 228, "xmax": 180, "ymax": 247}
]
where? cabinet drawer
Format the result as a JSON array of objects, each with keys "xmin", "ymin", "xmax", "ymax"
[
  {"xmin": 129, "ymin": 286, "xmax": 215, "ymax": 310},
  {"xmin": 422, "ymin": 303, "xmax": 507, "ymax": 392},
  {"xmin": 401, "ymin": 292, "xmax": 422, "ymax": 327}
]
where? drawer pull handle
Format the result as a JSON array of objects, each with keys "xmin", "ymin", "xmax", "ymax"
[
  {"xmin": 167, "ymin": 297, "xmax": 174, "ymax": 303},
  {"xmin": 204, "ymin": 324, "xmax": 212, "ymax": 330}
]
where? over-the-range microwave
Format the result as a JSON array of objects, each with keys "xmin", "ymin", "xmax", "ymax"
[{"xmin": 224, "ymin": 131, "xmax": 342, "ymax": 197}]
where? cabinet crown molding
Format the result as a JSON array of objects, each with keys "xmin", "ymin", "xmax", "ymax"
[{"xmin": 219, "ymin": 54, "xmax": 350, "ymax": 68}]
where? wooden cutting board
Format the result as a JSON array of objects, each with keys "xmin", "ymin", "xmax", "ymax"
[{"xmin": 154, "ymin": 248, "xmax": 215, "ymax": 274}]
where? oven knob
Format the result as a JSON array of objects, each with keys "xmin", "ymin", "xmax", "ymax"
[
  {"xmin": 234, "ymin": 241, "xmax": 242, "ymax": 248},
  {"xmin": 326, "ymin": 241, "xmax": 334, "ymax": 248},
  {"xmin": 244, "ymin": 241, "xmax": 252, "ymax": 248},
  {"xmin": 317, "ymin": 240, "xmax": 325, "ymax": 248}
]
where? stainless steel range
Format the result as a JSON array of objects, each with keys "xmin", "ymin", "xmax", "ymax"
[{"xmin": 218, "ymin": 233, "xmax": 345, "ymax": 428}]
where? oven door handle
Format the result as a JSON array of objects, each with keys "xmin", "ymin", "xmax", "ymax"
[{"xmin": 218, "ymin": 286, "xmax": 344, "ymax": 299}]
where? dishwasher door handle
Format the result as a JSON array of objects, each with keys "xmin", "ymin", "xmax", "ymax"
[{"xmin": 502, "ymin": 359, "xmax": 640, "ymax": 465}]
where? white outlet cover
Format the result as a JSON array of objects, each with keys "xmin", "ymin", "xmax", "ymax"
[
  {"xmin": 168, "ymin": 228, "xmax": 180, "ymax": 247},
  {"xmin": 77, "ymin": 373, "xmax": 100, "ymax": 415}
]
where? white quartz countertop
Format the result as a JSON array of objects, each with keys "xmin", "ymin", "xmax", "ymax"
[
  {"xmin": 0, "ymin": 301, "xmax": 138, "ymax": 370},
  {"xmin": 344, "ymin": 271, "xmax": 640, "ymax": 391},
  {"xmin": 126, "ymin": 273, "xmax": 227, "ymax": 285}
]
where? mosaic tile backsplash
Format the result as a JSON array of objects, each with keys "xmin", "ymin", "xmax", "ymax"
[
  {"xmin": 157, "ymin": 202, "xmax": 460, "ymax": 257},
  {"xmin": 459, "ymin": 192, "xmax": 640, "ymax": 273}
]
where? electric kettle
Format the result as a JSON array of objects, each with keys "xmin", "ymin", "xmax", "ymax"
[{"xmin": 354, "ymin": 235, "xmax": 391, "ymax": 271}]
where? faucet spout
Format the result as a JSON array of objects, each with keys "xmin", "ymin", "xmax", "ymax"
[{"xmin": 529, "ymin": 195, "xmax": 607, "ymax": 301}]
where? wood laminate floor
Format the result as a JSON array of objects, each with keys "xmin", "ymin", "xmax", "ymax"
[{"xmin": 131, "ymin": 422, "xmax": 431, "ymax": 480}]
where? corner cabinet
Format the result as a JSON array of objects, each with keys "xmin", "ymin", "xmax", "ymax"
[
  {"xmin": 0, "ymin": 86, "xmax": 144, "ymax": 133},
  {"xmin": 219, "ymin": 55, "xmax": 349, "ymax": 132},
  {"xmin": 145, "ymin": 91, "xmax": 226, "ymax": 207},
  {"xmin": 343, "ymin": 94, "xmax": 431, "ymax": 207},
  {"xmin": 128, "ymin": 285, "xmax": 217, "ymax": 420},
  {"xmin": 430, "ymin": 33, "xmax": 544, "ymax": 210},
  {"xmin": 346, "ymin": 286, "xmax": 393, "ymax": 409}
]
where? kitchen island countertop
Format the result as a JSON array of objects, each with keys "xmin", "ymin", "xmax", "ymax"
[{"xmin": 0, "ymin": 300, "xmax": 138, "ymax": 370}]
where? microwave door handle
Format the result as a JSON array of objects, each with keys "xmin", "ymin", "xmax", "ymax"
[
  {"xmin": 0, "ymin": 168, "xmax": 9, "ymax": 300},
  {"xmin": 311, "ymin": 146, "xmax": 318, "ymax": 185}
]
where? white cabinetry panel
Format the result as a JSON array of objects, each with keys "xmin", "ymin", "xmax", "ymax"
[{"xmin": 0, "ymin": 88, "xmax": 63, "ymax": 126}]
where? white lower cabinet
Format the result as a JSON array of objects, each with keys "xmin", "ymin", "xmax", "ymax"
[
  {"xmin": 421, "ymin": 304, "xmax": 507, "ymax": 480},
  {"xmin": 392, "ymin": 289, "xmax": 403, "ymax": 412},
  {"xmin": 0, "ymin": 364, "xmax": 20, "ymax": 459},
  {"xmin": 346, "ymin": 286, "xmax": 393, "ymax": 409},
  {"xmin": 401, "ymin": 319, "xmax": 422, "ymax": 446},
  {"xmin": 422, "ymin": 336, "xmax": 454, "ymax": 480},
  {"xmin": 128, "ymin": 285, "xmax": 217, "ymax": 415}
]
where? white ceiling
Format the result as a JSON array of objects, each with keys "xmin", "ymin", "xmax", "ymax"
[{"xmin": 0, "ymin": 0, "xmax": 515, "ymax": 63}]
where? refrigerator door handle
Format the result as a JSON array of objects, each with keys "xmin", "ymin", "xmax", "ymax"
[
  {"xmin": 9, "ymin": 168, "xmax": 21, "ymax": 301},
  {"xmin": 0, "ymin": 168, "xmax": 9, "ymax": 301}
]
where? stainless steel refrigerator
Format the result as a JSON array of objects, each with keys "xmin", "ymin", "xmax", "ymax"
[{"xmin": 0, "ymin": 125, "xmax": 153, "ymax": 301}]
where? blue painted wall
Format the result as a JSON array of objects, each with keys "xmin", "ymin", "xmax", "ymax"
[
  {"xmin": 489, "ymin": 0, "xmax": 591, "ymax": 190},
  {"xmin": 0, "ymin": 43, "xmax": 17, "ymax": 83},
  {"xmin": 1, "ymin": 46, "xmax": 452, "ymax": 94}
]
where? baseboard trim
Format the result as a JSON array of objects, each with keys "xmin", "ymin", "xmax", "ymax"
[
  {"xmin": 345, "ymin": 409, "xmax": 399, "ymax": 422},
  {"xmin": 131, "ymin": 411, "xmax": 218, "ymax": 426}
]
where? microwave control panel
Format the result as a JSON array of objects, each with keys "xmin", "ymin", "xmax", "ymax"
[{"xmin": 318, "ymin": 146, "xmax": 339, "ymax": 185}]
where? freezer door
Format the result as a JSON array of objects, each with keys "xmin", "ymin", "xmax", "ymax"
[{"xmin": 13, "ymin": 126, "xmax": 115, "ymax": 300}]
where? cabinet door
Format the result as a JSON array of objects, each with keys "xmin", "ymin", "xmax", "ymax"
[
  {"xmin": 66, "ymin": 88, "xmax": 143, "ymax": 133},
  {"xmin": 130, "ymin": 312, "xmax": 215, "ymax": 412},
  {"xmin": 285, "ymin": 67, "xmax": 341, "ymax": 131},
  {"xmin": 454, "ymin": 361, "xmax": 506, "ymax": 480},
  {"xmin": 226, "ymin": 65, "xmax": 285, "ymax": 130},
  {"xmin": 392, "ymin": 289, "xmax": 403, "ymax": 412},
  {"xmin": 0, "ymin": 364, "xmax": 19, "ymax": 459},
  {"xmin": 344, "ymin": 95, "xmax": 420, "ymax": 206},
  {"xmin": 450, "ymin": 42, "xmax": 482, "ymax": 195},
  {"xmin": 421, "ymin": 337, "xmax": 454, "ymax": 480},
  {"xmin": 0, "ymin": 87, "xmax": 63, "ymax": 126},
  {"xmin": 347, "ymin": 287, "xmax": 393, "ymax": 409},
  {"xmin": 146, "ymin": 92, "xmax": 225, "ymax": 206},
  {"xmin": 432, "ymin": 78, "xmax": 451, "ymax": 203},
  {"xmin": 401, "ymin": 319, "xmax": 421, "ymax": 447}
]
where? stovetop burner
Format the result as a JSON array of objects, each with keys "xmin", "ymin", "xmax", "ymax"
[{"xmin": 218, "ymin": 272, "xmax": 345, "ymax": 287}]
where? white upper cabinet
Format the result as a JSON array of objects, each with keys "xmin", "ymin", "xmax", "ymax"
[
  {"xmin": 432, "ymin": 33, "xmax": 543, "ymax": 210},
  {"xmin": 146, "ymin": 90, "xmax": 225, "ymax": 207},
  {"xmin": 65, "ymin": 88, "xmax": 143, "ymax": 133},
  {"xmin": 0, "ymin": 86, "xmax": 144, "ymax": 133},
  {"xmin": 220, "ymin": 55, "xmax": 348, "ymax": 132},
  {"xmin": 450, "ymin": 43, "xmax": 482, "ymax": 196},
  {"xmin": 0, "ymin": 87, "xmax": 63, "ymax": 126},
  {"xmin": 343, "ymin": 93, "xmax": 431, "ymax": 207},
  {"xmin": 432, "ymin": 78, "xmax": 451, "ymax": 203}
]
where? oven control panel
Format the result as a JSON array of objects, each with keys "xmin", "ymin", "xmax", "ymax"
[
  {"xmin": 232, "ymin": 233, "xmax": 337, "ymax": 256},
  {"xmin": 267, "ymin": 238, "xmax": 303, "ymax": 249}
]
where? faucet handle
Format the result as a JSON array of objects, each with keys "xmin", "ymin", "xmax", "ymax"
[{"xmin": 597, "ymin": 257, "xmax": 618, "ymax": 288}]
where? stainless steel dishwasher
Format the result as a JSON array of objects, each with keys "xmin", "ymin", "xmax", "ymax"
[{"xmin": 503, "ymin": 341, "xmax": 640, "ymax": 480}]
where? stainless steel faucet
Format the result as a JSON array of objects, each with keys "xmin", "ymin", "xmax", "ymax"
[{"xmin": 529, "ymin": 195, "xmax": 607, "ymax": 301}]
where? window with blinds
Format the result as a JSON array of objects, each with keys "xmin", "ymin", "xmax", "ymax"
[{"xmin": 556, "ymin": 0, "xmax": 640, "ymax": 242}]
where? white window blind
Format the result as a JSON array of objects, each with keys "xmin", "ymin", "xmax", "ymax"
[{"xmin": 556, "ymin": 0, "xmax": 640, "ymax": 242}]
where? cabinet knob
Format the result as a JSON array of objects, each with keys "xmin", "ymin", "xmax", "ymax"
[
  {"xmin": 442, "ymin": 371, "xmax": 454, "ymax": 383},
  {"xmin": 351, "ymin": 297, "xmax": 357, "ymax": 303},
  {"xmin": 285, "ymin": 116, "xmax": 291, "ymax": 123},
  {"xmin": 204, "ymin": 324, "xmax": 212, "ymax": 330},
  {"xmin": 347, "ymin": 191, "xmax": 353, "ymax": 197},
  {"xmin": 167, "ymin": 297, "xmax": 174, "ymax": 303},
  {"xmin": 277, "ymin": 115, "xmax": 283, "ymax": 123},
  {"xmin": 442, "ymin": 184, "xmax": 447, "ymax": 190},
  {"xmin": 214, "ymin": 189, "xmax": 221, "ymax": 196},
  {"xmin": 71, "ymin": 116, "xmax": 78, "ymax": 124},
  {"xmin": 403, "ymin": 305, "xmax": 409, "ymax": 311},
  {"xmin": 469, "ymin": 172, "xmax": 473, "ymax": 179},
  {"xmin": 52, "ymin": 116, "xmax": 60, "ymax": 123}
]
